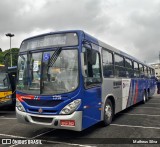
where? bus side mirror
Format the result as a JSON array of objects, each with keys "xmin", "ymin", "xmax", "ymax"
[
  {"xmin": 82, "ymin": 41, "xmax": 97, "ymax": 65},
  {"xmin": 81, "ymin": 52, "xmax": 87, "ymax": 78},
  {"xmin": 88, "ymin": 50, "xmax": 97, "ymax": 65}
]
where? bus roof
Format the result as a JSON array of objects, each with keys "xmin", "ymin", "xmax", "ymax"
[
  {"xmin": 21, "ymin": 30, "xmax": 83, "ymax": 42},
  {"xmin": 20, "ymin": 30, "xmax": 153, "ymax": 69}
]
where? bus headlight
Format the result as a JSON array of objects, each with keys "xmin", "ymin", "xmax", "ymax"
[
  {"xmin": 60, "ymin": 99, "xmax": 81, "ymax": 115},
  {"xmin": 6, "ymin": 95, "xmax": 12, "ymax": 98},
  {"xmin": 16, "ymin": 99, "xmax": 25, "ymax": 112}
]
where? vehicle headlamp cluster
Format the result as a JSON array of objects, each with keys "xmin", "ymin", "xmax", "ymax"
[
  {"xmin": 16, "ymin": 99, "xmax": 25, "ymax": 112},
  {"xmin": 60, "ymin": 99, "xmax": 81, "ymax": 115},
  {"xmin": 6, "ymin": 95, "xmax": 12, "ymax": 98}
]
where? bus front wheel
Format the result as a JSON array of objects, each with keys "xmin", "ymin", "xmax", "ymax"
[{"xmin": 102, "ymin": 99, "xmax": 113, "ymax": 126}]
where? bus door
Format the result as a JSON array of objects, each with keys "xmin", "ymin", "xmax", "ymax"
[
  {"xmin": 8, "ymin": 70, "xmax": 17, "ymax": 103},
  {"xmin": 81, "ymin": 46, "xmax": 102, "ymax": 128}
]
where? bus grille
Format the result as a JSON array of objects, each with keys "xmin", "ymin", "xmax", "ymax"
[
  {"xmin": 31, "ymin": 116, "xmax": 53, "ymax": 123},
  {"xmin": 27, "ymin": 108, "xmax": 57, "ymax": 114},
  {"xmin": 22, "ymin": 99, "xmax": 63, "ymax": 107}
]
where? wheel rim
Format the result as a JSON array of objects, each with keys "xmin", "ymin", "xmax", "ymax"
[{"xmin": 105, "ymin": 104, "xmax": 112, "ymax": 119}]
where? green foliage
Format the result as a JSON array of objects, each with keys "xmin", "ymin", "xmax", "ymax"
[
  {"xmin": 0, "ymin": 48, "xmax": 19, "ymax": 67},
  {"xmin": 0, "ymin": 52, "xmax": 5, "ymax": 63}
]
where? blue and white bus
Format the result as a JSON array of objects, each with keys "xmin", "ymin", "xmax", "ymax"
[{"xmin": 16, "ymin": 30, "xmax": 156, "ymax": 131}]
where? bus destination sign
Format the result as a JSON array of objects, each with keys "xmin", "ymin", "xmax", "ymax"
[{"xmin": 20, "ymin": 33, "xmax": 78, "ymax": 52}]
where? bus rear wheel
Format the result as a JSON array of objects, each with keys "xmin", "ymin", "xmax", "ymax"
[
  {"xmin": 102, "ymin": 99, "xmax": 113, "ymax": 126},
  {"xmin": 146, "ymin": 91, "xmax": 149, "ymax": 101}
]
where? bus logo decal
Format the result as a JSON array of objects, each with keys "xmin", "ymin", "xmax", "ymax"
[
  {"xmin": 52, "ymin": 95, "xmax": 61, "ymax": 100},
  {"xmin": 34, "ymin": 96, "xmax": 39, "ymax": 100},
  {"xmin": 38, "ymin": 108, "xmax": 43, "ymax": 114}
]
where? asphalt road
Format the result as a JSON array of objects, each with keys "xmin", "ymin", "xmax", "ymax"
[{"xmin": 0, "ymin": 94, "xmax": 160, "ymax": 147}]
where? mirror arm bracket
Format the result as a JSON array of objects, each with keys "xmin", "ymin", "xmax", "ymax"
[{"xmin": 82, "ymin": 40, "xmax": 92, "ymax": 50}]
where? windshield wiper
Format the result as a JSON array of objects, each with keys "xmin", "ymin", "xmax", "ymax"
[
  {"xmin": 20, "ymin": 55, "xmax": 25, "ymax": 61},
  {"xmin": 48, "ymin": 47, "xmax": 62, "ymax": 67}
]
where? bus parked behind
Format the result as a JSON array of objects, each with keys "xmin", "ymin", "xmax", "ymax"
[{"xmin": 0, "ymin": 64, "xmax": 16, "ymax": 108}]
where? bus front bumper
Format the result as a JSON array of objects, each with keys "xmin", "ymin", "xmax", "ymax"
[
  {"xmin": 0, "ymin": 98, "xmax": 12, "ymax": 107},
  {"xmin": 16, "ymin": 107, "xmax": 82, "ymax": 131}
]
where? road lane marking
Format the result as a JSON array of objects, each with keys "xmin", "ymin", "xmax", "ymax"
[
  {"xmin": 111, "ymin": 124, "xmax": 160, "ymax": 130},
  {"xmin": 0, "ymin": 117, "xmax": 16, "ymax": 119},
  {"xmin": 136, "ymin": 107, "xmax": 160, "ymax": 110},
  {"xmin": 0, "ymin": 133, "xmax": 26, "ymax": 138},
  {"xmin": 32, "ymin": 129, "xmax": 95, "ymax": 147},
  {"xmin": 119, "ymin": 113, "xmax": 160, "ymax": 117},
  {"xmin": 0, "ymin": 111, "xmax": 15, "ymax": 113},
  {"xmin": 150, "ymin": 98, "xmax": 160, "ymax": 99},
  {"xmin": 32, "ymin": 129, "xmax": 55, "ymax": 138},
  {"xmin": 146, "ymin": 103, "xmax": 160, "ymax": 104}
]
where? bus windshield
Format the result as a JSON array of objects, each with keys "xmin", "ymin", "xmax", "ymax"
[
  {"xmin": 0, "ymin": 73, "xmax": 11, "ymax": 91},
  {"xmin": 17, "ymin": 49, "xmax": 79, "ymax": 95}
]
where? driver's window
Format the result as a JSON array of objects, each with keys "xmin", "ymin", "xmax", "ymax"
[
  {"xmin": 83, "ymin": 47, "xmax": 102, "ymax": 88},
  {"xmin": 0, "ymin": 74, "xmax": 10, "ymax": 90}
]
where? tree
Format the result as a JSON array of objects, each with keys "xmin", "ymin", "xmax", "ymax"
[
  {"xmin": 1, "ymin": 48, "xmax": 19, "ymax": 66},
  {"xmin": 0, "ymin": 52, "xmax": 4, "ymax": 63}
]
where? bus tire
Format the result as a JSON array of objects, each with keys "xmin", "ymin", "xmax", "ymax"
[
  {"xmin": 146, "ymin": 91, "xmax": 149, "ymax": 101},
  {"xmin": 142, "ymin": 91, "xmax": 146, "ymax": 104},
  {"xmin": 102, "ymin": 99, "xmax": 113, "ymax": 126},
  {"xmin": 148, "ymin": 89, "xmax": 151, "ymax": 99}
]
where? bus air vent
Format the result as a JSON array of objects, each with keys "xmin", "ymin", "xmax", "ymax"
[
  {"xmin": 22, "ymin": 99, "xmax": 63, "ymax": 107},
  {"xmin": 31, "ymin": 116, "xmax": 53, "ymax": 123}
]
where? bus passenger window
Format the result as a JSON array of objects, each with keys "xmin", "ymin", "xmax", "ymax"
[
  {"xmin": 148, "ymin": 68, "xmax": 151, "ymax": 78},
  {"xmin": 133, "ymin": 62, "xmax": 140, "ymax": 78},
  {"xmin": 125, "ymin": 58, "xmax": 133, "ymax": 78},
  {"xmin": 144, "ymin": 66, "xmax": 148, "ymax": 78},
  {"xmin": 139, "ymin": 64, "xmax": 144, "ymax": 78},
  {"xmin": 114, "ymin": 54, "xmax": 126, "ymax": 77},
  {"xmin": 102, "ymin": 49, "xmax": 114, "ymax": 78}
]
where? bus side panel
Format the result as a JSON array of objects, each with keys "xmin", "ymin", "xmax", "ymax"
[
  {"xmin": 126, "ymin": 78, "xmax": 143, "ymax": 107},
  {"xmin": 102, "ymin": 78, "xmax": 155, "ymax": 117},
  {"xmin": 82, "ymin": 86, "xmax": 102, "ymax": 129},
  {"xmin": 101, "ymin": 78, "xmax": 122, "ymax": 119},
  {"xmin": 126, "ymin": 78, "xmax": 156, "ymax": 107},
  {"xmin": 127, "ymin": 79, "xmax": 137, "ymax": 107},
  {"xmin": 149, "ymin": 79, "xmax": 156, "ymax": 96},
  {"xmin": 122, "ymin": 79, "xmax": 131, "ymax": 110}
]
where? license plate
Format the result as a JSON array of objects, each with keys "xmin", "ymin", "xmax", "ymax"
[{"xmin": 60, "ymin": 120, "xmax": 75, "ymax": 127}]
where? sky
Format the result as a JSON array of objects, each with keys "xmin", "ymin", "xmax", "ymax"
[{"xmin": 0, "ymin": 0, "xmax": 160, "ymax": 64}]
